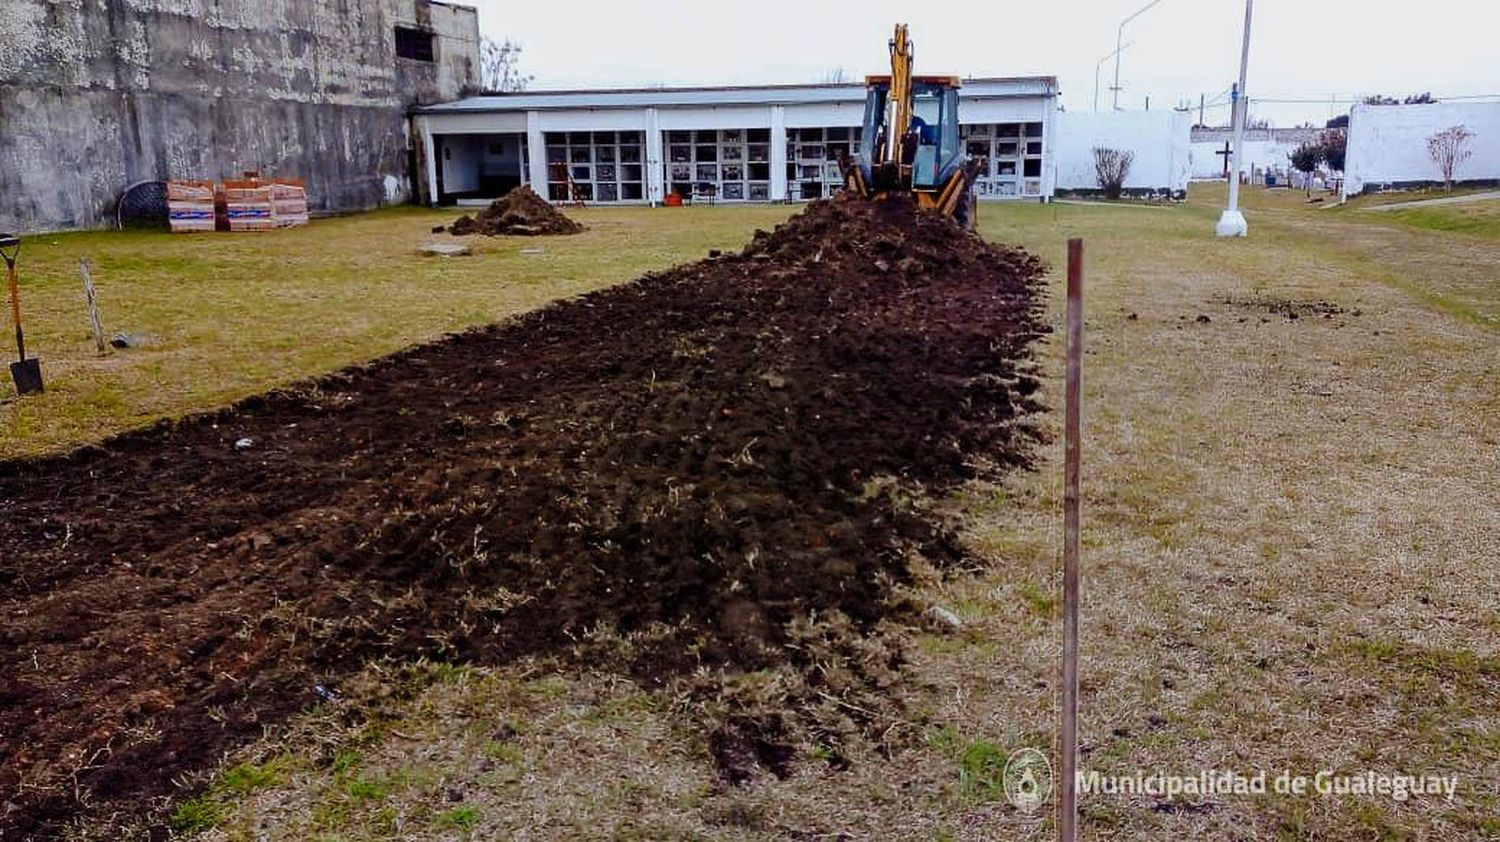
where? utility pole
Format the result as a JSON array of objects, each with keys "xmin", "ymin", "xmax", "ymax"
[
  {"xmin": 1113, "ymin": 0, "xmax": 1164, "ymax": 111},
  {"xmin": 1216, "ymin": 0, "xmax": 1254, "ymax": 237},
  {"xmin": 1199, "ymin": 93, "xmax": 1205, "ymax": 126}
]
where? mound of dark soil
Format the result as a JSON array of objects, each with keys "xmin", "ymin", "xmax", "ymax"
[
  {"xmin": 0, "ymin": 194, "xmax": 1045, "ymax": 834},
  {"xmin": 449, "ymin": 185, "xmax": 583, "ymax": 236}
]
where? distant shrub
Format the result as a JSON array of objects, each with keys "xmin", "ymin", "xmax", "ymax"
[
  {"xmin": 1092, "ymin": 147, "xmax": 1135, "ymax": 200},
  {"xmin": 1319, "ymin": 130, "xmax": 1347, "ymax": 172}
]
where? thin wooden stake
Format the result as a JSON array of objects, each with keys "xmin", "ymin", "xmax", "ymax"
[
  {"xmin": 79, "ymin": 257, "xmax": 106, "ymax": 355},
  {"xmin": 1060, "ymin": 238, "xmax": 1084, "ymax": 842}
]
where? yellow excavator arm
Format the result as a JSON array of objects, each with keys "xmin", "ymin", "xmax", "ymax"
[{"xmin": 882, "ymin": 24, "xmax": 914, "ymax": 167}]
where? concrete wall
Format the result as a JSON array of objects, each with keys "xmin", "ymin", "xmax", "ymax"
[
  {"xmin": 1053, "ymin": 110, "xmax": 1191, "ymax": 196},
  {"xmin": 1189, "ymin": 128, "xmax": 1322, "ymax": 181},
  {"xmin": 1343, "ymin": 101, "xmax": 1500, "ymax": 196},
  {"xmin": 0, "ymin": 0, "xmax": 479, "ymax": 232}
]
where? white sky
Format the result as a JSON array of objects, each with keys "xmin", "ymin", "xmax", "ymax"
[{"xmin": 466, "ymin": 0, "xmax": 1500, "ymax": 127}]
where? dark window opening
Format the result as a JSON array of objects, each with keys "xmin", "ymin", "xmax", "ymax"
[{"xmin": 395, "ymin": 26, "xmax": 435, "ymax": 62}]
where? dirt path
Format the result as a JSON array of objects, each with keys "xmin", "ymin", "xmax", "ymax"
[
  {"xmin": 0, "ymin": 197, "xmax": 1046, "ymax": 835},
  {"xmin": 1358, "ymin": 190, "xmax": 1500, "ymax": 211}
]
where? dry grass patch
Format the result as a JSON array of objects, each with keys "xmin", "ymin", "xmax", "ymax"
[{"xmin": 0, "ymin": 203, "xmax": 795, "ymax": 458}]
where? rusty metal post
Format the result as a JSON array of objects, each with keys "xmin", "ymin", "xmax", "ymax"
[{"xmin": 1060, "ymin": 238, "xmax": 1084, "ymax": 842}]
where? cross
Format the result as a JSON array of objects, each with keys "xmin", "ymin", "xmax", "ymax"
[{"xmin": 1216, "ymin": 141, "xmax": 1232, "ymax": 179}]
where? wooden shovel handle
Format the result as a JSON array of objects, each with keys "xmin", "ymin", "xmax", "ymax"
[{"xmin": 7, "ymin": 259, "xmax": 24, "ymax": 361}]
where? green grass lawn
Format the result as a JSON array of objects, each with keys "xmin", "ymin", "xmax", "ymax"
[
  {"xmin": 0, "ymin": 204, "xmax": 795, "ymax": 458},
  {"xmin": 12, "ymin": 189, "xmax": 1500, "ymax": 840},
  {"xmin": 1378, "ymin": 200, "xmax": 1500, "ymax": 240}
]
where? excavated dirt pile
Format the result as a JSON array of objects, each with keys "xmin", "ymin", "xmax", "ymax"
[
  {"xmin": 448, "ymin": 184, "xmax": 584, "ymax": 236},
  {"xmin": 0, "ymin": 194, "xmax": 1046, "ymax": 834}
]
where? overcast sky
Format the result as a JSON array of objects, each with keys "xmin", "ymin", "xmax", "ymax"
[{"xmin": 466, "ymin": 0, "xmax": 1500, "ymax": 127}]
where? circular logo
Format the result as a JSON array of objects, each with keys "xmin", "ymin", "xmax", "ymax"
[{"xmin": 1003, "ymin": 747, "xmax": 1053, "ymax": 814}]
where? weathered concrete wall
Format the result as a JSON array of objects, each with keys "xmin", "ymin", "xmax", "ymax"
[
  {"xmin": 0, "ymin": 0, "xmax": 479, "ymax": 232},
  {"xmin": 1053, "ymin": 110, "xmax": 1191, "ymax": 196},
  {"xmin": 1343, "ymin": 101, "xmax": 1500, "ymax": 197}
]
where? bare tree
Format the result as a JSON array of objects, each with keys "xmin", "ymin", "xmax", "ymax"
[
  {"xmin": 1092, "ymin": 147, "xmax": 1134, "ymax": 200},
  {"xmin": 820, "ymin": 67, "xmax": 850, "ymax": 84},
  {"xmin": 481, "ymin": 37, "xmax": 533, "ymax": 92},
  {"xmin": 1427, "ymin": 125, "xmax": 1474, "ymax": 193}
]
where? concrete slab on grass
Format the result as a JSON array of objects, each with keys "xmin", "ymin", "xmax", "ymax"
[{"xmin": 418, "ymin": 242, "xmax": 471, "ymax": 257}]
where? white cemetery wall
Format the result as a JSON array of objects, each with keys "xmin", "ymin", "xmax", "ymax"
[
  {"xmin": 1344, "ymin": 101, "xmax": 1500, "ymax": 197},
  {"xmin": 1053, "ymin": 110, "xmax": 1191, "ymax": 196}
]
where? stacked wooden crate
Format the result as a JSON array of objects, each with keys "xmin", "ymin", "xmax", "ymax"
[
  {"xmin": 166, "ymin": 177, "xmax": 310, "ymax": 233},
  {"xmin": 222, "ymin": 179, "xmax": 277, "ymax": 231},
  {"xmin": 166, "ymin": 181, "xmax": 217, "ymax": 233},
  {"xmin": 269, "ymin": 180, "xmax": 309, "ymax": 227}
]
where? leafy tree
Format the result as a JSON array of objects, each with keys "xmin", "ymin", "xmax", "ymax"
[
  {"xmin": 1427, "ymin": 125, "xmax": 1474, "ymax": 192},
  {"xmin": 1362, "ymin": 92, "xmax": 1437, "ymax": 106},
  {"xmin": 1290, "ymin": 142, "xmax": 1325, "ymax": 195},
  {"xmin": 1325, "ymin": 114, "xmax": 1349, "ymax": 129},
  {"xmin": 1092, "ymin": 147, "xmax": 1134, "ymax": 200},
  {"xmin": 480, "ymin": 37, "xmax": 533, "ymax": 92},
  {"xmin": 1319, "ymin": 130, "xmax": 1347, "ymax": 172}
]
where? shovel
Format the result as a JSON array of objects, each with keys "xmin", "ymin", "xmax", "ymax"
[{"xmin": 1, "ymin": 233, "xmax": 43, "ymax": 395}]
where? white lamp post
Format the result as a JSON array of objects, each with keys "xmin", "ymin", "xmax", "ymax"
[
  {"xmin": 1216, "ymin": 0, "xmax": 1254, "ymax": 237},
  {"xmin": 1112, "ymin": 0, "xmax": 1164, "ymax": 111},
  {"xmin": 1094, "ymin": 41, "xmax": 1134, "ymax": 114}
]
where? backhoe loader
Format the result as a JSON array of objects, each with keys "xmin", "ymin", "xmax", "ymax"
[{"xmin": 841, "ymin": 24, "xmax": 984, "ymax": 227}]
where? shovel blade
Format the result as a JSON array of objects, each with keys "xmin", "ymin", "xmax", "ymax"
[{"xmin": 11, "ymin": 358, "xmax": 43, "ymax": 395}]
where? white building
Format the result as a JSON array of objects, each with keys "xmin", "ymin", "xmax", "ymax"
[
  {"xmin": 412, "ymin": 78, "xmax": 1061, "ymax": 205},
  {"xmin": 1343, "ymin": 101, "xmax": 1500, "ymax": 197}
]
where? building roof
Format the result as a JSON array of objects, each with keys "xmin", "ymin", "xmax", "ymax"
[{"xmin": 414, "ymin": 77, "xmax": 1058, "ymax": 114}]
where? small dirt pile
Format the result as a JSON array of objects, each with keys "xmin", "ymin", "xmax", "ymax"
[
  {"xmin": 448, "ymin": 185, "xmax": 584, "ymax": 236},
  {"xmin": 0, "ymin": 194, "xmax": 1046, "ymax": 834}
]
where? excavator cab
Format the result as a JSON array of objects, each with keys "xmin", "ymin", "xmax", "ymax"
[
  {"xmin": 858, "ymin": 78, "xmax": 961, "ymax": 189},
  {"xmin": 843, "ymin": 25, "xmax": 983, "ymax": 226}
]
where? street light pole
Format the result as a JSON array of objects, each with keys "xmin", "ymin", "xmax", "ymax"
[
  {"xmin": 1216, "ymin": 0, "xmax": 1254, "ymax": 237},
  {"xmin": 1094, "ymin": 41, "xmax": 1134, "ymax": 113},
  {"xmin": 1112, "ymin": 0, "xmax": 1164, "ymax": 111}
]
